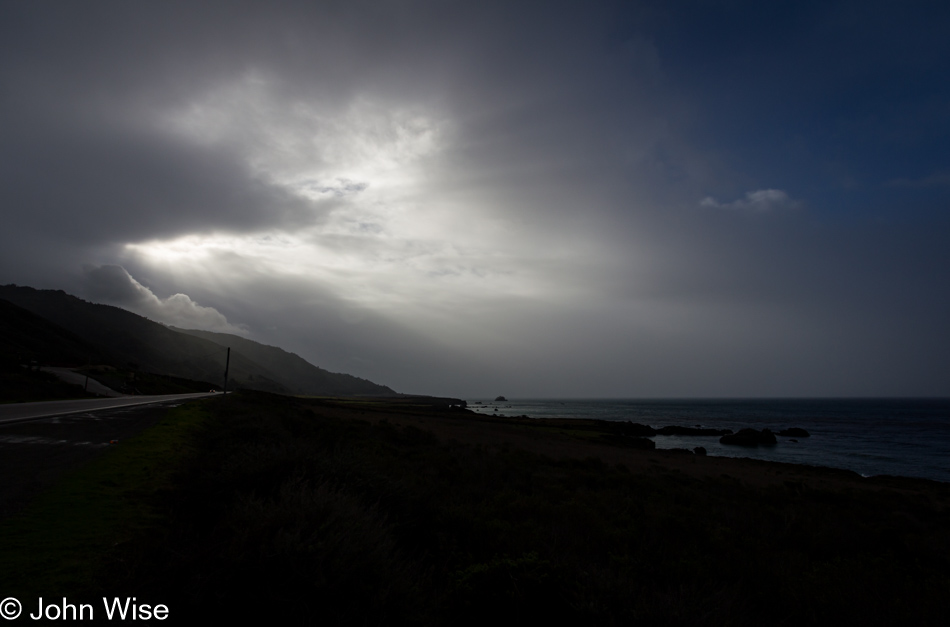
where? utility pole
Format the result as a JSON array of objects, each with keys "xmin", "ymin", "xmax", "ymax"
[{"xmin": 223, "ymin": 347, "xmax": 230, "ymax": 394}]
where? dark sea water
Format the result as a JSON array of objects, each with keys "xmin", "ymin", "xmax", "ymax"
[{"xmin": 466, "ymin": 398, "xmax": 950, "ymax": 483}]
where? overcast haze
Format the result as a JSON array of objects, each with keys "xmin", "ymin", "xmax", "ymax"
[{"xmin": 2, "ymin": 0, "xmax": 949, "ymax": 397}]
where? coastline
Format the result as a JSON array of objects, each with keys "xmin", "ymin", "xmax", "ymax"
[
  {"xmin": 349, "ymin": 400, "xmax": 950, "ymax": 496},
  {"xmin": 3, "ymin": 393, "xmax": 947, "ymax": 625},
  {"xmin": 466, "ymin": 397, "xmax": 950, "ymax": 484}
]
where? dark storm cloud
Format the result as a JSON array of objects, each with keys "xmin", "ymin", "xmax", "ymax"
[
  {"xmin": 0, "ymin": 110, "xmax": 328, "ymax": 243},
  {"xmin": 1, "ymin": 1, "xmax": 948, "ymax": 396},
  {"xmin": 0, "ymin": 0, "xmax": 656, "ymax": 243},
  {"xmin": 83, "ymin": 264, "xmax": 148, "ymax": 305}
]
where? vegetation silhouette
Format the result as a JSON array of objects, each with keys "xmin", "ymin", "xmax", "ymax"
[{"xmin": 95, "ymin": 392, "xmax": 950, "ymax": 625}]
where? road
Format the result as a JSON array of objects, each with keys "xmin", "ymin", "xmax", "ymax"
[
  {"xmin": 0, "ymin": 392, "xmax": 219, "ymax": 425},
  {"xmin": 0, "ymin": 393, "xmax": 218, "ymax": 519}
]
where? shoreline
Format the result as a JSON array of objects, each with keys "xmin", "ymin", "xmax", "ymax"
[
  {"xmin": 465, "ymin": 398, "xmax": 950, "ymax": 485},
  {"xmin": 316, "ymin": 398, "xmax": 950, "ymax": 496}
]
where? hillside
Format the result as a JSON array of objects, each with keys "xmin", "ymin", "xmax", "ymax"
[
  {"xmin": 0, "ymin": 284, "xmax": 283, "ymax": 393},
  {"xmin": 0, "ymin": 298, "xmax": 107, "ymax": 368},
  {"xmin": 174, "ymin": 328, "xmax": 395, "ymax": 396},
  {"xmin": 0, "ymin": 298, "xmax": 107, "ymax": 401},
  {"xmin": 0, "ymin": 285, "xmax": 395, "ymax": 397}
]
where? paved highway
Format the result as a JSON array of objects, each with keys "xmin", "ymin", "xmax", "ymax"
[
  {"xmin": 0, "ymin": 392, "xmax": 220, "ymax": 425},
  {"xmin": 0, "ymin": 395, "xmax": 217, "ymax": 518}
]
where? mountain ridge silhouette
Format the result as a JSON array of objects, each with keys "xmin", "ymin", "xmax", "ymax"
[{"xmin": 0, "ymin": 284, "xmax": 396, "ymax": 397}]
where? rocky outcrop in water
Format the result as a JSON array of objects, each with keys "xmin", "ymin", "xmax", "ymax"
[
  {"xmin": 778, "ymin": 427, "xmax": 810, "ymax": 437},
  {"xmin": 655, "ymin": 425, "xmax": 733, "ymax": 436}
]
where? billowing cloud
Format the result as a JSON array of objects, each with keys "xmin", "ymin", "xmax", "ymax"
[
  {"xmin": 700, "ymin": 189, "xmax": 801, "ymax": 213},
  {"xmin": 82, "ymin": 265, "xmax": 247, "ymax": 334}
]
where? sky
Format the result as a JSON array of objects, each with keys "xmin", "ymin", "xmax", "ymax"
[{"xmin": 2, "ymin": 0, "xmax": 949, "ymax": 398}]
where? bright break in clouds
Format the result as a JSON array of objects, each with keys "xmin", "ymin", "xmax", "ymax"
[{"xmin": 2, "ymin": 0, "xmax": 949, "ymax": 397}]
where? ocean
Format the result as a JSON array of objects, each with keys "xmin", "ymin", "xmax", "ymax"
[{"xmin": 466, "ymin": 398, "xmax": 950, "ymax": 483}]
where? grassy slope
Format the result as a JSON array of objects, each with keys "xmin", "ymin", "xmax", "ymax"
[{"xmin": 2, "ymin": 392, "xmax": 948, "ymax": 625}]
